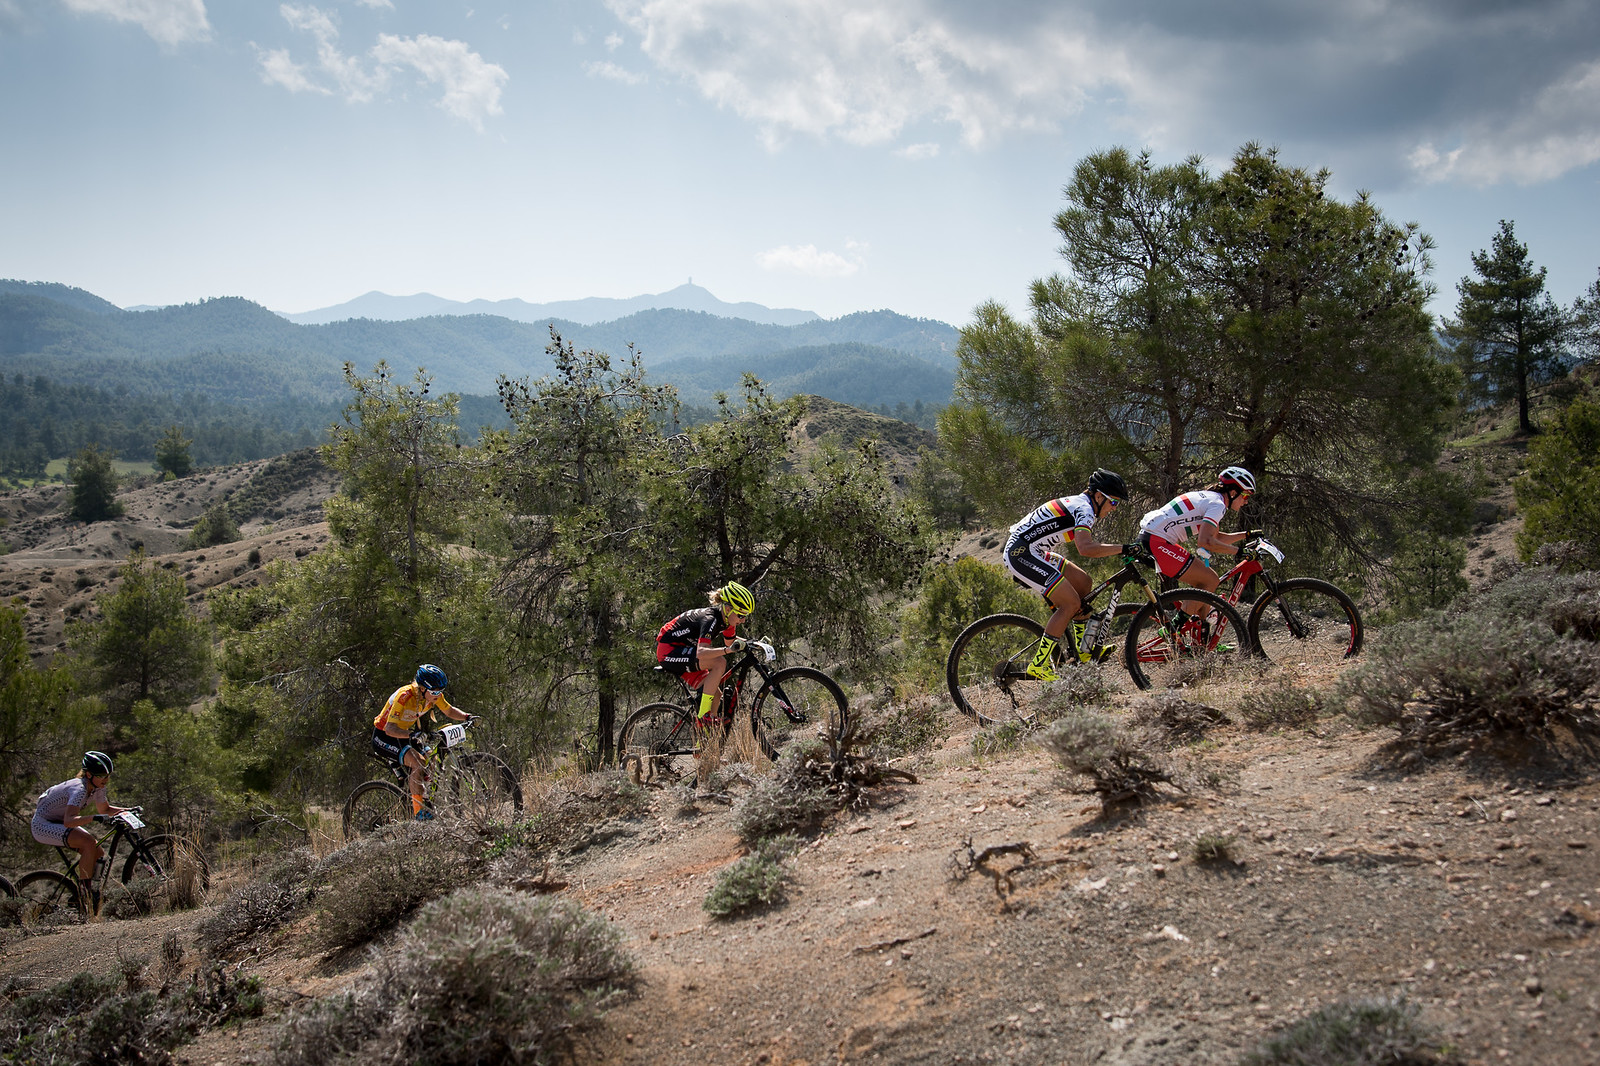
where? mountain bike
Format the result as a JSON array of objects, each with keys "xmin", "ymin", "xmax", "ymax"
[
  {"xmin": 343, "ymin": 718, "xmax": 524, "ymax": 839},
  {"xmin": 617, "ymin": 637, "xmax": 848, "ymax": 779},
  {"xmin": 15, "ymin": 809, "xmax": 210, "ymax": 921},
  {"xmin": 946, "ymin": 545, "xmax": 1251, "ymax": 724},
  {"xmin": 1213, "ymin": 536, "xmax": 1363, "ymax": 672}
]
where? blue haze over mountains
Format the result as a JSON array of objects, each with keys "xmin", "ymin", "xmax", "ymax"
[{"xmin": 0, "ymin": 279, "xmax": 957, "ymax": 412}]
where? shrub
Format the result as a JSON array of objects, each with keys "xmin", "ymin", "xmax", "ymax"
[
  {"xmin": 187, "ymin": 500, "xmax": 240, "ymax": 549},
  {"xmin": 857, "ymin": 692, "xmax": 951, "ymax": 759},
  {"xmin": 1237, "ymin": 676, "xmax": 1326, "ymax": 731},
  {"xmin": 271, "ymin": 887, "xmax": 634, "ymax": 1066},
  {"xmin": 307, "ymin": 822, "xmax": 481, "ymax": 952},
  {"xmin": 196, "ymin": 848, "xmax": 317, "ymax": 959},
  {"xmin": 1338, "ymin": 568, "xmax": 1600, "ymax": 759},
  {"xmin": 1129, "ymin": 691, "xmax": 1230, "ymax": 743},
  {"xmin": 1240, "ymin": 996, "xmax": 1460, "ymax": 1065},
  {"xmin": 1040, "ymin": 710, "xmax": 1176, "ymax": 808},
  {"xmin": 1516, "ymin": 395, "xmax": 1600, "ymax": 570},
  {"xmin": 704, "ymin": 835, "xmax": 800, "ymax": 919},
  {"xmin": 1191, "ymin": 833, "xmax": 1236, "ymax": 864},
  {"xmin": 734, "ymin": 754, "xmax": 841, "ymax": 846}
]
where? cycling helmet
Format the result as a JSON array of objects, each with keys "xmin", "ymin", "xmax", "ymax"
[
  {"xmin": 716, "ymin": 581, "xmax": 756, "ymax": 617},
  {"xmin": 1217, "ymin": 466, "xmax": 1257, "ymax": 493},
  {"xmin": 82, "ymin": 750, "xmax": 114, "ymax": 776},
  {"xmin": 415, "ymin": 664, "xmax": 448, "ymax": 692},
  {"xmin": 1086, "ymin": 468, "xmax": 1127, "ymax": 501}
]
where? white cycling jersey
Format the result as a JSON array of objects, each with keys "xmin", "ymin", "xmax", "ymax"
[
  {"xmin": 1140, "ymin": 490, "xmax": 1228, "ymax": 545},
  {"xmin": 1006, "ymin": 493, "xmax": 1098, "ymax": 559}
]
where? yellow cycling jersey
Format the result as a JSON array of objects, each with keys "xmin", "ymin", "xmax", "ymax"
[{"xmin": 374, "ymin": 683, "xmax": 454, "ymax": 733}]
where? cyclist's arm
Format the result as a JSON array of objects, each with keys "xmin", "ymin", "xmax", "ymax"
[
  {"xmin": 1069, "ymin": 525, "xmax": 1125, "ymax": 560},
  {"xmin": 61, "ymin": 801, "xmax": 94, "ymax": 829},
  {"xmin": 1195, "ymin": 520, "xmax": 1249, "ymax": 555}
]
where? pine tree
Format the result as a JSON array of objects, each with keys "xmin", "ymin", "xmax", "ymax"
[
  {"xmin": 154, "ymin": 424, "xmax": 194, "ymax": 479},
  {"xmin": 67, "ymin": 443, "xmax": 124, "ymax": 523},
  {"xmin": 1445, "ymin": 220, "xmax": 1568, "ymax": 434}
]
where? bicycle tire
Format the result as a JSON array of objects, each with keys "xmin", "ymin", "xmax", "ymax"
[
  {"xmin": 750, "ymin": 667, "xmax": 848, "ymax": 760},
  {"xmin": 1122, "ymin": 589, "xmax": 1251, "ymax": 690},
  {"xmin": 15, "ymin": 869, "xmax": 84, "ymax": 921},
  {"xmin": 617, "ymin": 702, "xmax": 700, "ymax": 780},
  {"xmin": 0, "ymin": 873, "xmax": 14, "ymax": 898},
  {"xmin": 946, "ymin": 613, "xmax": 1052, "ymax": 726},
  {"xmin": 1248, "ymin": 577, "xmax": 1363, "ymax": 673},
  {"xmin": 343, "ymin": 780, "xmax": 408, "ymax": 839},
  {"xmin": 448, "ymin": 751, "xmax": 524, "ymax": 825},
  {"xmin": 122, "ymin": 834, "xmax": 212, "ymax": 910}
]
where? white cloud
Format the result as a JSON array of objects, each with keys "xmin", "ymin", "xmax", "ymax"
[
  {"xmin": 353, "ymin": 0, "xmax": 393, "ymax": 8},
  {"xmin": 259, "ymin": 7, "xmax": 506, "ymax": 129},
  {"xmin": 1410, "ymin": 58, "xmax": 1600, "ymax": 186},
  {"xmin": 584, "ymin": 59, "xmax": 645, "ymax": 85},
  {"xmin": 372, "ymin": 33, "xmax": 507, "ymax": 130},
  {"xmin": 895, "ymin": 142, "xmax": 939, "ymax": 160},
  {"xmin": 604, "ymin": 0, "xmax": 1133, "ymax": 151},
  {"xmin": 605, "ymin": 31, "xmax": 622, "ymax": 50},
  {"xmin": 61, "ymin": 0, "xmax": 210, "ymax": 47},
  {"xmin": 255, "ymin": 46, "xmax": 328, "ymax": 94},
  {"xmin": 756, "ymin": 243, "xmax": 862, "ymax": 278}
]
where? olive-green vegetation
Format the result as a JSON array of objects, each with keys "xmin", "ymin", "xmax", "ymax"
[
  {"xmin": 153, "ymin": 424, "xmax": 194, "ymax": 479},
  {"xmin": 1516, "ymin": 388, "xmax": 1600, "ymax": 569},
  {"xmin": 1444, "ymin": 220, "xmax": 1570, "ymax": 435},
  {"xmin": 940, "ymin": 144, "xmax": 1467, "ymax": 581},
  {"xmin": 67, "ymin": 443, "xmax": 125, "ymax": 523}
]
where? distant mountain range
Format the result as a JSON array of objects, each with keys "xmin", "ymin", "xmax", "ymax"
[
  {"xmin": 278, "ymin": 282, "xmax": 821, "ymax": 328},
  {"xmin": 0, "ymin": 279, "xmax": 961, "ymax": 417}
]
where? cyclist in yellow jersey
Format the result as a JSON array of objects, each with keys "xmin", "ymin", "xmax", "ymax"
[{"xmin": 372, "ymin": 664, "xmax": 472, "ymax": 820}]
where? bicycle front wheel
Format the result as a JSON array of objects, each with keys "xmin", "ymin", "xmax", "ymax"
[
  {"xmin": 449, "ymin": 751, "xmax": 524, "ymax": 825},
  {"xmin": 946, "ymin": 613, "xmax": 1051, "ymax": 726},
  {"xmin": 1123, "ymin": 590, "xmax": 1250, "ymax": 690},
  {"xmin": 119, "ymin": 834, "xmax": 211, "ymax": 914},
  {"xmin": 1249, "ymin": 578, "xmax": 1363, "ymax": 675},
  {"xmin": 343, "ymin": 780, "xmax": 408, "ymax": 840},
  {"xmin": 617, "ymin": 702, "xmax": 699, "ymax": 780},
  {"xmin": 15, "ymin": 870, "xmax": 84, "ymax": 921},
  {"xmin": 750, "ymin": 667, "xmax": 848, "ymax": 760},
  {"xmin": 0, "ymin": 874, "xmax": 14, "ymax": 898}
]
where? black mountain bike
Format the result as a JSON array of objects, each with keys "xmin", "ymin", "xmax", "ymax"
[
  {"xmin": 947, "ymin": 545, "xmax": 1251, "ymax": 724},
  {"xmin": 344, "ymin": 718, "xmax": 524, "ymax": 839},
  {"xmin": 618, "ymin": 637, "xmax": 848, "ymax": 778},
  {"xmin": 16, "ymin": 809, "xmax": 209, "ymax": 920}
]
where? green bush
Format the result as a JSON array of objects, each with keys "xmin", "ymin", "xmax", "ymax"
[
  {"xmin": 1375, "ymin": 533, "xmax": 1469, "ymax": 623},
  {"xmin": 858, "ymin": 692, "xmax": 951, "ymax": 759},
  {"xmin": 307, "ymin": 822, "xmax": 481, "ymax": 953},
  {"xmin": 187, "ymin": 500, "xmax": 240, "ymax": 549},
  {"xmin": 1338, "ymin": 568, "xmax": 1600, "ymax": 758},
  {"xmin": 1240, "ymin": 996, "xmax": 1460, "ymax": 1065},
  {"xmin": 1516, "ymin": 395, "xmax": 1600, "ymax": 570},
  {"xmin": 1040, "ymin": 710, "xmax": 1175, "ymax": 807},
  {"xmin": 704, "ymin": 835, "xmax": 800, "ymax": 919},
  {"xmin": 272, "ymin": 887, "xmax": 634, "ymax": 1066},
  {"xmin": 196, "ymin": 848, "xmax": 317, "ymax": 959},
  {"xmin": 900, "ymin": 557, "xmax": 1043, "ymax": 679},
  {"xmin": 1237, "ymin": 676, "xmax": 1325, "ymax": 731}
]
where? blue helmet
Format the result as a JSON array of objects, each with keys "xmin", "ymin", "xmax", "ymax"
[{"xmin": 415, "ymin": 664, "xmax": 448, "ymax": 691}]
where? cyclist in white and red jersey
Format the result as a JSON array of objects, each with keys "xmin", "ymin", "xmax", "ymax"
[
  {"xmin": 1003, "ymin": 469, "xmax": 1129, "ymax": 680},
  {"xmin": 1138, "ymin": 466, "xmax": 1257, "ymax": 616}
]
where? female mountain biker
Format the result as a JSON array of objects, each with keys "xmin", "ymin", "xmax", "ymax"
[
  {"xmin": 373, "ymin": 664, "xmax": 473, "ymax": 820},
  {"xmin": 32, "ymin": 751, "xmax": 134, "ymax": 909},
  {"xmin": 1138, "ymin": 466, "xmax": 1257, "ymax": 617},
  {"xmin": 655, "ymin": 581, "xmax": 755, "ymax": 795},
  {"xmin": 1003, "ymin": 468, "xmax": 1129, "ymax": 681}
]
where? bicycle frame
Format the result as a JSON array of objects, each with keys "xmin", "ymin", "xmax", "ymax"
[
  {"xmin": 50, "ymin": 813, "xmax": 149, "ymax": 889},
  {"xmin": 667, "ymin": 638, "xmax": 788, "ymax": 727},
  {"xmin": 377, "ymin": 719, "xmax": 475, "ymax": 803},
  {"xmin": 1212, "ymin": 537, "xmax": 1287, "ymax": 607}
]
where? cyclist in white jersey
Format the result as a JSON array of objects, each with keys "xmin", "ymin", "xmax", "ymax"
[
  {"xmin": 1138, "ymin": 466, "xmax": 1257, "ymax": 616},
  {"xmin": 1003, "ymin": 468, "xmax": 1128, "ymax": 680}
]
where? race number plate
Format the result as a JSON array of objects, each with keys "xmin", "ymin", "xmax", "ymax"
[
  {"xmin": 441, "ymin": 723, "xmax": 467, "ymax": 748},
  {"xmin": 116, "ymin": 811, "xmax": 146, "ymax": 830}
]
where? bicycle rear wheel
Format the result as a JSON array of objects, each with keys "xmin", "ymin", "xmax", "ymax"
[
  {"xmin": 946, "ymin": 613, "xmax": 1053, "ymax": 726},
  {"xmin": 0, "ymin": 874, "xmax": 14, "ymax": 898},
  {"xmin": 1122, "ymin": 589, "xmax": 1250, "ymax": 690},
  {"xmin": 343, "ymin": 780, "xmax": 408, "ymax": 839},
  {"xmin": 15, "ymin": 870, "xmax": 84, "ymax": 921},
  {"xmin": 449, "ymin": 751, "xmax": 524, "ymax": 825},
  {"xmin": 750, "ymin": 667, "xmax": 848, "ymax": 760},
  {"xmin": 1249, "ymin": 577, "xmax": 1363, "ymax": 675},
  {"xmin": 618, "ymin": 702, "xmax": 700, "ymax": 780}
]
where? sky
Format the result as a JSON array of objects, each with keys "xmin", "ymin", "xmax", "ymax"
[{"xmin": 1, "ymin": 0, "xmax": 1597, "ymax": 327}]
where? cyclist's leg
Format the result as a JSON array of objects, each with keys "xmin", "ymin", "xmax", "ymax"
[
  {"xmin": 1147, "ymin": 535, "xmax": 1212, "ymax": 617},
  {"xmin": 401, "ymin": 748, "xmax": 428, "ymax": 816},
  {"xmin": 1005, "ymin": 544, "xmax": 1082, "ymax": 678}
]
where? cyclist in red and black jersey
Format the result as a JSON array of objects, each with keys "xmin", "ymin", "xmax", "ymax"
[{"xmin": 655, "ymin": 581, "xmax": 755, "ymax": 795}]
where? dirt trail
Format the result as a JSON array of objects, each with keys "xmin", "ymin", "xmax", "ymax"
[{"xmin": 9, "ymin": 707, "xmax": 1597, "ymax": 1066}]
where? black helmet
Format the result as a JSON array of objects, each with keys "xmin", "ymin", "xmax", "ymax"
[
  {"xmin": 82, "ymin": 750, "xmax": 114, "ymax": 776},
  {"xmin": 415, "ymin": 664, "xmax": 448, "ymax": 691},
  {"xmin": 1086, "ymin": 468, "xmax": 1127, "ymax": 500}
]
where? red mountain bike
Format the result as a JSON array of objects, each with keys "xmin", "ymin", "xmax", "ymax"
[{"xmin": 1214, "ymin": 536, "xmax": 1363, "ymax": 672}]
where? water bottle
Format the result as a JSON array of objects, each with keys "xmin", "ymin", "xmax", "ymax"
[{"xmin": 1078, "ymin": 610, "xmax": 1106, "ymax": 662}]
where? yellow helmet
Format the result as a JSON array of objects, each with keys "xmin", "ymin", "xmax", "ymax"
[{"xmin": 717, "ymin": 581, "xmax": 755, "ymax": 616}]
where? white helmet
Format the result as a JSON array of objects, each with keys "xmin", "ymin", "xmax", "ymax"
[{"xmin": 1217, "ymin": 466, "xmax": 1257, "ymax": 493}]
